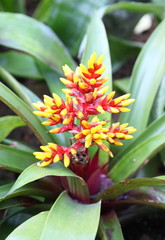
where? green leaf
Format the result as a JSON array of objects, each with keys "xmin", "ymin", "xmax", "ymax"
[
  {"xmin": 109, "ymin": 134, "xmax": 165, "ymax": 182},
  {"xmin": 110, "ymin": 36, "xmax": 142, "ymax": 73},
  {"xmin": 101, "ymin": 2, "xmax": 165, "ymax": 20},
  {"xmin": 0, "ymin": 82, "xmax": 56, "ymax": 145},
  {"xmin": 34, "ymin": 0, "xmax": 109, "ymax": 55},
  {"xmin": 40, "ymin": 191, "xmax": 101, "ymax": 240},
  {"xmin": 0, "ymin": 51, "xmax": 42, "ymax": 79},
  {"xmin": 119, "ymin": 18, "xmax": 165, "ymax": 138},
  {"xmin": 0, "ymin": 66, "xmax": 40, "ymax": 107},
  {"xmin": 3, "ymin": 139, "xmax": 35, "ymax": 152},
  {"xmin": 0, "ymin": 0, "xmax": 25, "ymax": 13},
  {"xmin": 6, "ymin": 211, "xmax": 48, "ymax": 240},
  {"xmin": 111, "ymin": 113, "xmax": 165, "ymax": 168},
  {"xmin": 81, "ymin": 12, "xmax": 112, "ymax": 162},
  {"xmin": 0, "ymin": 144, "xmax": 37, "ymax": 172},
  {"xmin": 0, "ymin": 182, "xmax": 56, "ymax": 201},
  {"xmin": 98, "ymin": 210, "xmax": 124, "ymax": 240},
  {"xmin": 151, "ymin": 74, "xmax": 165, "ymax": 121},
  {"xmin": 0, "ymin": 13, "xmax": 76, "ymax": 74},
  {"xmin": 6, "ymin": 163, "xmax": 89, "ymax": 202},
  {"xmin": 95, "ymin": 176, "xmax": 165, "ymax": 201},
  {"xmin": 0, "ymin": 116, "xmax": 25, "ymax": 142},
  {"xmin": 6, "ymin": 191, "xmax": 101, "ymax": 240}
]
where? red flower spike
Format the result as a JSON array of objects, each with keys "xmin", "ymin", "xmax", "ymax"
[{"xmin": 33, "ymin": 52, "xmax": 136, "ymax": 171}]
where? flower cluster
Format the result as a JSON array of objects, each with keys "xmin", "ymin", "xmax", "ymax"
[{"xmin": 33, "ymin": 53, "xmax": 136, "ymax": 167}]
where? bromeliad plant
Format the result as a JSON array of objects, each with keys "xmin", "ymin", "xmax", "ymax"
[
  {"xmin": 33, "ymin": 52, "xmax": 136, "ymax": 169},
  {"xmin": 0, "ymin": 2, "xmax": 165, "ymax": 240}
]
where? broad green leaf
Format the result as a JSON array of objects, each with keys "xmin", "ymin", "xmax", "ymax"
[
  {"xmin": 101, "ymin": 2, "xmax": 165, "ymax": 20},
  {"xmin": 109, "ymin": 134, "xmax": 165, "ymax": 182},
  {"xmin": 95, "ymin": 176, "xmax": 165, "ymax": 201},
  {"xmin": 6, "ymin": 192, "xmax": 101, "ymax": 240},
  {"xmin": 34, "ymin": 0, "xmax": 109, "ymax": 55},
  {"xmin": 0, "ymin": 144, "xmax": 37, "ymax": 172},
  {"xmin": 6, "ymin": 163, "xmax": 90, "ymax": 202},
  {"xmin": 6, "ymin": 211, "xmax": 48, "ymax": 240},
  {"xmin": 81, "ymin": 12, "xmax": 112, "ymax": 162},
  {"xmin": 119, "ymin": 18, "xmax": 165, "ymax": 138},
  {"xmin": 0, "ymin": 0, "xmax": 25, "ymax": 13},
  {"xmin": 98, "ymin": 210, "xmax": 124, "ymax": 240},
  {"xmin": 0, "ymin": 13, "xmax": 76, "ymax": 74},
  {"xmin": 0, "ymin": 82, "xmax": 56, "ymax": 145},
  {"xmin": 110, "ymin": 36, "xmax": 142, "ymax": 73},
  {"xmin": 112, "ymin": 114, "xmax": 165, "ymax": 166},
  {"xmin": 41, "ymin": 191, "xmax": 101, "ymax": 240},
  {"xmin": 0, "ymin": 116, "xmax": 25, "ymax": 142},
  {"xmin": 0, "ymin": 51, "xmax": 42, "ymax": 79}
]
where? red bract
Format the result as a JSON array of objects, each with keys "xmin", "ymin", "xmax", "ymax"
[{"xmin": 33, "ymin": 52, "xmax": 136, "ymax": 182}]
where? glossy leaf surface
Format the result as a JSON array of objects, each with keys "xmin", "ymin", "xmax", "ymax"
[
  {"xmin": 110, "ymin": 134, "xmax": 165, "ymax": 182},
  {"xmin": 95, "ymin": 176, "xmax": 165, "ymax": 201},
  {"xmin": 6, "ymin": 163, "xmax": 89, "ymax": 202},
  {"xmin": 6, "ymin": 192, "xmax": 101, "ymax": 240},
  {"xmin": 0, "ymin": 144, "xmax": 37, "ymax": 172},
  {"xmin": 119, "ymin": 18, "xmax": 165, "ymax": 138},
  {"xmin": 0, "ymin": 83, "xmax": 56, "ymax": 145},
  {"xmin": 0, "ymin": 116, "xmax": 25, "ymax": 142},
  {"xmin": 40, "ymin": 191, "xmax": 100, "ymax": 240},
  {"xmin": 0, "ymin": 51, "xmax": 42, "ymax": 79},
  {"xmin": 34, "ymin": 0, "xmax": 109, "ymax": 55},
  {"xmin": 0, "ymin": 13, "xmax": 76, "ymax": 74},
  {"xmin": 6, "ymin": 211, "xmax": 48, "ymax": 240}
]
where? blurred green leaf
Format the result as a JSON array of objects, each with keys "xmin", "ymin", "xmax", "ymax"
[
  {"xmin": 0, "ymin": 144, "xmax": 37, "ymax": 172},
  {"xmin": 0, "ymin": 116, "xmax": 25, "ymax": 142},
  {"xmin": 6, "ymin": 163, "xmax": 89, "ymax": 202},
  {"xmin": 110, "ymin": 36, "xmax": 142, "ymax": 73},
  {"xmin": 151, "ymin": 74, "xmax": 165, "ymax": 121},
  {"xmin": 34, "ymin": 0, "xmax": 109, "ymax": 55},
  {"xmin": 101, "ymin": 2, "xmax": 165, "ymax": 19},
  {"xmin": 119, "ymin": 18, "xmax": 165, "ymax": 138},
  {"xmin": 0, "ymin": 51, "xmax": 42, "ymax": 79},
  {"xmin": 0, "ymin": 13, "xmax": 76, "ymax": 74},
  {"xmin": 95, "ymin": 176, "xmax": 165, "ymax": 201},
  {"xmin": 113, "ymin": 77, "xmax": 129, "ymax": 93},
  {"xmin": 0, "ymin": 0, "xmax": 25, "ymax": 13},
  {"xmin": 0, "ymin": 82, "xmax": 56, "ymax": 145},
  {"xmin": 109, "ymin": 134, "xmax": 165, "ymax": 182},
  {"xmin": 98, "ymin": 210, "xmax": 124, "ymax": 240},
  {"xmin": 0, "ymin": 66, "xmax": 41, "ymax": 107}
]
